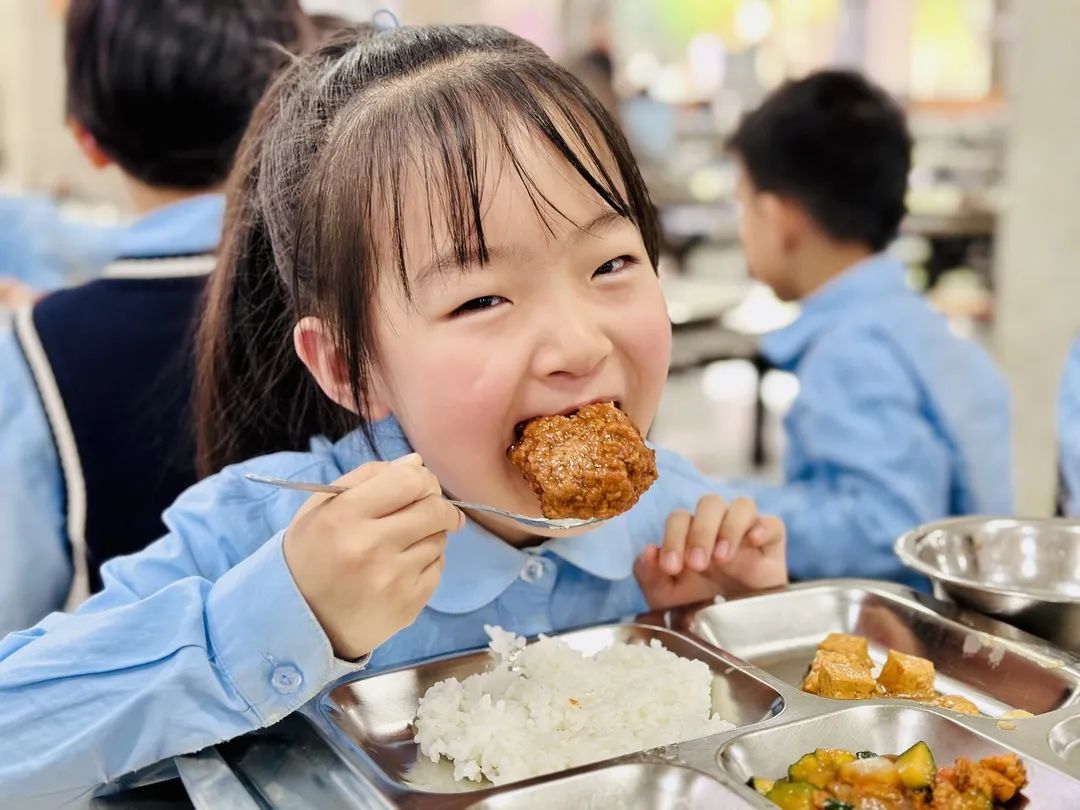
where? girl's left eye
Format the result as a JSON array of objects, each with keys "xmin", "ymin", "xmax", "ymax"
[
  {"xmin": 449, "ymin": 295, "xmax": 508, "ymax": 318},
  {"xmin": 593, "ymin": 256, "xmax": 636, "ymax": 277}
]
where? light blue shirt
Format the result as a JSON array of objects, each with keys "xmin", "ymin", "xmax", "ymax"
[
  {"xmin": 0, "ymin": 194, "xmax": 225, "ymax": 637},
  {"xmin": 736, "ymin": 254, "xmax": 1012, "ymax": 586},
  {"xmin": 0, "ymin": 419, "xmax": 732, "ymax": 806},
  {"xmin": 0, "ymin": 194, "xmax": 123, "ymax": 290},
  {"xmin": 1057, "ymin": 337, "xmax": 1080, "ymax": 515}
]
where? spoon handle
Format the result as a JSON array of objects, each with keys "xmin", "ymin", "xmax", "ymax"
[{"xmin": 242, "ymin": 472, "xmax": 600, "ymax": 530}]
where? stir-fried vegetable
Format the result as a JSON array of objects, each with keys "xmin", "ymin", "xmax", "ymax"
[{"xmin": 753, "ymin": 742, "xmax": 1025, "ymax": 809}]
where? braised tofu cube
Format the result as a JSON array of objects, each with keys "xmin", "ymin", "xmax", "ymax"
[
  {"xmin": 803, "ymin": 649, "xmax": 864, "ymax": 694},
  {"xmin": 819, "ymin": 633, "xmax": 873, "ymax": 669},
  {"xmin": 877, "ymin": 650, "xmax": 935, "ymax": 698},
  {"xmin": 816, "ymin": 658, "xmax": 879, "ymax": 699}
]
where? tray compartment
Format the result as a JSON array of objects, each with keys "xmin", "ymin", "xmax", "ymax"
[
  {"xmin": 718, "ymin": 703, "xmax": 1080, "ymax": 803},
  {"xmin": 317, "ymin": 623, "xmax": 784, "ymax": 793},
  {"xmin": 686, "ymin": 583, "xmax": 1080, "ymax": 715}
]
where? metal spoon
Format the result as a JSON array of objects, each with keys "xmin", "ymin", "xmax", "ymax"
[{"xmin": 243, "ymin": 472, "xmax": 604, "ymax": 531}]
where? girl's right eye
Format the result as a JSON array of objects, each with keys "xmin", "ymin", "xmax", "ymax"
[{"xmin": 449, "ymin": 295, "xmax": 508, "ymax": 318}]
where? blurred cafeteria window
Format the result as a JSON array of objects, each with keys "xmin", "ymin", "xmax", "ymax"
[
  {"xmin": 597, "ymin": 0, "xmax": 1005, "ymax": 106},
  {"xmin": 910, "ymin": 0, "xmax": 997, "ymax": 101}
]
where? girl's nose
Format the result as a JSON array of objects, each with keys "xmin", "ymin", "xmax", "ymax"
[{"xmin": 532, "ymin": 305, "xmax": 614, "ymax": 380}]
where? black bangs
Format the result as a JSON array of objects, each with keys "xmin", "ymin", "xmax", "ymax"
[{"xmin": 308, "ymin": 49, "xmax": 659, "ymax": 310}]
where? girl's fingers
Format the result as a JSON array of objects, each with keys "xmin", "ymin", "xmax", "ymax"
[
  {"xmin": 747, "ymin": 515, "xmax": 785, "ymax": 549},
  {"xmin": 685, "ymin": 495, "xmax": 727, "ymax": 572},
  {"xmin": 340, "ymin": 459, "xmax": 442, "ymax": 519},
  {"xmin": 378, "ymin": 494, "xmax": 464, "ymax": 547},
  {"xmin": 633, "ymin": 544, "xmax": 665, "ymax": 587},
  {"xmin": 415, "ymin": 547, "xmax": 446, "ymax": 595},
  {"xmin": 660, "ymin": 510, "xmax": 692, "ymax": 575},
  {"xmin": 330, "ymin": 453, "xmax": 419, "ymax": 491},
  {"xmin": 399, "ymin": 530, "xmax": 449, "ymax": 573},
  {"xmin": 291, "ymin": 459, "xmax": 394, "ymax": 520},
  {"xmin": 637, "ymin": 544, "xmax": 661, "ymax": 568},
  {"xmin": 714, "ymin": 497, "xmax": 758, "ymax": 563}
]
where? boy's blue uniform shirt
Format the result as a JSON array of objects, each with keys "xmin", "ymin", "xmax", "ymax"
[{"xmin": 737, "ymin": 254, "xmax": 1013, "ymax": 586}]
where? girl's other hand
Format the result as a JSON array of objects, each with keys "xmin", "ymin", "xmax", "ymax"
[
  {"xmin": 633, "ymin": 495, "xmax": 786, "ymax": 610},
  {"xmin": 282, "ymin": 454, "xmax": 464, "ymax": 660}
]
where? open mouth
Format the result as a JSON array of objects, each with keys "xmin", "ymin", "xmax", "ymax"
[{"xmin": 512, "ymin": 400, "xmax": 622, "ymax": 445}]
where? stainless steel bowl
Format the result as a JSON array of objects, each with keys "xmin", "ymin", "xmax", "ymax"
[{"xmin": 895, "ymin": 516, "xmax": 1080, "ymax": 652}]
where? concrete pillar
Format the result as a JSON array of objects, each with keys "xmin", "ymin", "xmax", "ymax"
[{"xmin": 994, "ymin": 0, "xmax": 1080, "ymax": 513}]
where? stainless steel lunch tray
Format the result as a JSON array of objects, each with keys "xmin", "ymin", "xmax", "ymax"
[{"xmin": 217, "ymin": 579, "xmax": 1080, "ymax": 807}]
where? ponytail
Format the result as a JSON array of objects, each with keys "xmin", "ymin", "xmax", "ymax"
[
  {"xmin": 194, "ymin": 49, "xmax": 354, "ymax": 476},
  {"xmin": 194, "ymin": 136, "xmax": 322, "ymax": 476}
]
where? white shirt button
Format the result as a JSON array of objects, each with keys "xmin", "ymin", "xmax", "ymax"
[
  {"xmin": 271, "ymin": 663, "xmax": 303, "ymax": 694},
  {"xmin": 520, "ymin": 557, "xmax": 547, "ymax": 583}
]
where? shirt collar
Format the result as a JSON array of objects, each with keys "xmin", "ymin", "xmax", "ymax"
[
  {"xmin": 328, "ymin": 419, "xmax": 642, "ymax": 615},
  {"xmin": 429, "ymin": 514, "xmax": 641, "ymax": 614},
  {"xmin": 761, "ymin": 253, "xmax": 909, "ymax": 369},
  {"xmin": 115, "ymin": 194, "xmax": 225, "ymax": 259}
]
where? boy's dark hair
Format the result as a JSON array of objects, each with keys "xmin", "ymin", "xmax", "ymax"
[
  {"xmin": 194, "ymin": 24, "xmax": 659, "ymax": 476},
  {"xmin": 65, "ymin": 0, "xmax": 311, "ymax": 189},
  {"xmin": 728, "ymin": 70, "xmax": 912, "ymax": 252}
]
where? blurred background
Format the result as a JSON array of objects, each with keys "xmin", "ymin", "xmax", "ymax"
[{"xmin": 1, "ymin": 0, "xmax": 1075, "ymax": 513}]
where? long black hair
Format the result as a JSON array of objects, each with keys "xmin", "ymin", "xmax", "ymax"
[{"xmin": 195, "ymin": 24, "xmax": 659, "ymax": 476}]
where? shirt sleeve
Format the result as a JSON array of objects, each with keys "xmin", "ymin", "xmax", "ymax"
[
  {"xmin": 1058, "ymin": 337, "xmax": 1080, "ymax": 515},
  {"xmin": 0, "ymin": 196, "xmax": 118, "ymax": 289},
  {"xmin": 0, "ymin": 327, "xmax": 72, "ymax": 637},
  {"xmin": 0, "ymin": 197, "xmax": 68, "ymax": 290},
  {"xmin": 735, "ymin": 330, "xmax": 951, "ymax": 582},
  {"xmin": 0, "ymin": 469, "xmax": 364, "ymax": 806},
  {"xmin": 653, "ymin": 448, "xmax": 738, "ymax": 513}
]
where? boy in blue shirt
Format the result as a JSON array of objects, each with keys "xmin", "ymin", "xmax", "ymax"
[{"xmin": 727, "ymin": 70, "xmax": 1012, "ymax": 584}]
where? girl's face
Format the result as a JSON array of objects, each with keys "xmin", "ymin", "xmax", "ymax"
[{"xmin": 369, "ymin": 134, "xmax": 672, "ymax": 542}]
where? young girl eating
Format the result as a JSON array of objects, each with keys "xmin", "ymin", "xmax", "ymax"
[{"xmin": 0, "ymin": 23, "xmax": 786, "ymax": 804}]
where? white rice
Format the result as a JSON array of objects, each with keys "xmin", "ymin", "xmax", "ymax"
[{"xmin": 412, "ymin": 625, "xmax": 734, "ymax": 786}]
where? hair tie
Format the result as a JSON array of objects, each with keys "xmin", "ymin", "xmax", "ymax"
[{"xmin": 372, "ymin": 8, "xmax": 400, "ymax": 32}]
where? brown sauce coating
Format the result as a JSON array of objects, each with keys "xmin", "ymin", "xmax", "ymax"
[
  {"xmin": 801, "ymin": 635, "xmax": 984, "ymax": 717},
  {"xmin": 507, "ymin": 403, "xmax": 658, "ymax": 519}
]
